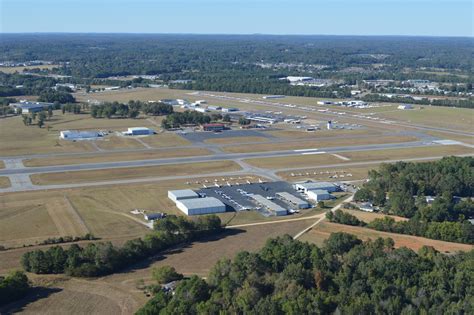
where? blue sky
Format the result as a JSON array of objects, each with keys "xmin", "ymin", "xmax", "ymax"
[{"xmin": 1, "ymin": 0, "xmax": 472, "ymax": 36}]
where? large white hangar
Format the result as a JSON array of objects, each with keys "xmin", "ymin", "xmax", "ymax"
[
  {"xmin": 176, "ymin": 197, "xmax": 226, "ymax": 216},
  {"xmin": 168, "ymin": 189, "xmax": 199, "ymax": 202}
]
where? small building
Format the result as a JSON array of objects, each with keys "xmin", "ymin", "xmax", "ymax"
[
  {"xmin": 222, "ymin": 107, "xmax": 239, "ymax": 112},
  {"xmin": 176, "ymin": 197, "xmax": 226, "ymax": 215},
  {"xmin": 207, "ymin": 105, "xmax": 222, "ymax": 111},
  {"xmin": 359, "ymin": 202, "xmax": 374, "ymax": 212},
  {"xmin": 317, "ymin": 100, "xmax": 334, "ymax": 105},
  {"xmin": 202, "ymin": 123, "xmax": 225, "ymax": 132},
  {"xmin": 60, "ymin": 130, "xmax": 100, "ymax": 140},
  {"xmin": 194, "ymin": 107, "xmax": 209, "ymax": 113},
  {"xmin": 123, "ymin": 127, "xmax": 154, "ymax": 136},
  {"xmin": 168, "ymin": 189, "xmax": 199, "ymax": 202},
  {"xmin": 248, "ymin": 116, "xmax": 277, "ymax": 124},
  {"xmin": 294, "ymin": 182, "xmax": 339, "ymax": 193},
  {"xmin": 195, "ymin": 100, "xmax": 207, "ymax": 105},
  {"xmin": 144, "ymin": 213, "xmax": 166, "ymax": 221},
  {"xmin": 276, "ymin": 192, "xmax": 310, "ymax": 209},
  {"xmin": 10, "ymin": 101, "xmax": 54, "ymax": 114},
  {"xmin": 398, "ymin": 104, "xmax": 413, "ymax": 110},
  {"xmin": 251, "ymin": 195, "xmax": 287, "ymax": 216},
  {"xmin": 306, "ymin": 190, "xmax": 332, "ymax": 202},
  {"xmin": 263, "ymin": 95, "xmax": 285, "ymax": 99}
]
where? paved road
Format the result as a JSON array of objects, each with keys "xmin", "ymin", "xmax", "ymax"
[{"xmin": 0, "ymin": 140, "xmax": 440, "ymax": 176}]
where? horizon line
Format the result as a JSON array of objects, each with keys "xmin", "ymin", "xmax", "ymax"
[{"xmin": 1, "ymin": 32, "xmax": 472, "ymax": 39}]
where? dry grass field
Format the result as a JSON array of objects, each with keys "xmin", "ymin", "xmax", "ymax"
[
  {"xmin": 264, "ymin": 128, "xmax": 378, "ymax": 139},
  {"xmin": 0, "ymin": 177, "xmax": 11, "ymax": 188},
  {"xmin": 246, "ymin": 145, "xmax": 473, "ymax": 170},
  {"xmin": 224, "ymin": 135, "xmax": 417, "ymax": 153},
  {"xmin": 300, "ymin": 222, "xmax": 473, "ymax": 254},
  {"xmin": 204, "ymin": 136, "xmax": 269, "ymax": 145},
  {"xmin": 341, "ymin": 209, "xmax": 408, "ymax": 223},
  {"xmin": 140, "ymin": 133, "xmax": 191, "ymax": 147},
  {"xmin": 376, "ymin": 106, "xmax": 474, "ymax": 132},
  {"xmin": 424, "ymin": 131, "xmax": 474, "ymax": 145},
  {"xmin": 24, "ymin": 148, "xmax": 211, "ymax": 167},
  {"xmin": 95, "ymin": 135, "xmax": 150, "ymax": 150},
  {"xmin": 0, "ymin": 160, "xmax": 5, "ymax": 169},
  {"xmin": 30, "ymin": 160, "xmax": 241, "ymax": 185},
  {"xmin": 0, "ymin": 64, "xmax": 59, "ymax": 73}
]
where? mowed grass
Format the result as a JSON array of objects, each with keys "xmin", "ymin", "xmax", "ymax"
[
  {"xmin": 0, "ymin": 177, "xmax": 11, "ymax": 188},
  {"xmin": 24, "ymin": 148, "xmax": 211, "ymax": 167},
  {"xmin": 0, "ymin": 204, "xmax": 59, "ymax": 248},
  {"xmin": 224, "ymin": 135, "xmax": 417, "ymax": 153},
  {"xmin": 204, "ymin": 136, "xmax": 270, "ymax": 145},
  {"xmin": 95, "ymin": 136, "xmax": 147, "ymax": 150},
  {"xmin": 424, "ymin": 131, "xmax": 474, "ymax": 145},
  {"xmin": 300, "ymin": 222, "xmax": 473, "ymax": 254},
  {"xmin": 341, "ymin": 209, "xmax": 408, "ymax": 223},
  {"xmin": 264, "ymin": 128, "xmax": 378, "ymax": 139},
  {"xmin": 30, "ymin": 160, "xmax": 241, "ymax": 185},
  {"xmin": 0, "ymin": 160, "xmax": 4, "ymax": 169},
  {"xmin": 376, "ymin": 106, "xmax": 474, "ymax": 132},
  {"xmin": 140, "ymin": 133, "xmax": 191, "ymax": 147},
  {"xmin": 245, "ymin": 145, "xmax": 473, "ymax": 170}
]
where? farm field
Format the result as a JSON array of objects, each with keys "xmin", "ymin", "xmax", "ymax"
[
  {"xmin": 245, "ymin": 145, "xmax": 474, "ymax": 170},
  {"xmin": 0, "ymin": 177, "xmax": 11, "ymax": 188},
  {"xmin": 224, "ymin": 135, "xmax": 417, "ymax": 153},
  {"xmin": 30, "ymin": 160, "xmax": 241, "ymax": 185},
  {"xmin": 23, "ymin": 148, "xmax": 210, "ymax": 167},
  {"xmin": 300, "ymin": 222, "xmax": 474, "ymax": 254}
]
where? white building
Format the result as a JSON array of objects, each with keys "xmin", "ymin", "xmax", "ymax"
[
  {"xmin": 398, "ymin": 104, "xmax": 413, "ymax": 110},
  {"xmin": 123, "ymin": 127, "xmax": 154, "ymax": 136},
  {"xmin": 295, "ymin": 182, "xmax": 338, "ymax": 193},
  {"xmin": 194, "ymin": 107, "xmax": 209, "ymax": 113},
  {"xmin": 9, "ymin": 101, "xmax": 54, "ymax": 114},
  {"xmin": 286, "ymin": 76, "xmax": 314, "ymax": 83},
  {"xmin": 176, "ymin": 197, "xmax": 226, "ymax": 215},
  {"xmin": 60, "ymin": 130, "xmax": 100, "ymax": 140},
  {"xmin": 306, "ymin": 190, "xmax": 332, "ymax": 202},
  {"xmin": 222, "ymin": 107, "xmax": 239, "ymax": 112},
  {"xmin": 250, "ymin": 195, "xmax": 287, "ymax": 216},
  {"xmin": 263, "ymin": 95, "xmax": 285, "ymax": 99},
  {"xmin": 276, "ymin": 192, "xmax": 310, "ymax": 209},
  {"xmin": 168, "ymin": 189, "xmax": 199, "ymax": 202}
]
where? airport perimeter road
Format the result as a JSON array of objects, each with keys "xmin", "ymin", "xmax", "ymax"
[{"xmin": 0, "ymin": 140, "xmax": 442, "ymax": 176}]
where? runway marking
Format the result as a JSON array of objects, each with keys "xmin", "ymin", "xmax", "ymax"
[
  {"xmin": 332, "ymin": 153, "xmax": 350, "ymax": 161},
  {"xmin": 294, "ymin": 148, "xmax": 319, "ymax": 152},
  {"xmin": 301, "ymin": 151, "xmax": 326, "ymax": 155},
  {"xmin": 433, "ymin": 139, "xmax": 463, "ymax": 145}
]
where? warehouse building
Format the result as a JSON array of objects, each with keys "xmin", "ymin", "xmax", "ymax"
[
  {"xmin": 176, "ymin": 197, "xmax": 226, "ymax": 215},
  {"xmin": 123, "ymin": 127, "xmax": 154, "ymax": 136},
  {"xmin": 60, "ymin": 130, "xmax": 100, "ymax": 140},
  {"xmin": 294, "ymin": 182, "xmax": 339, "ymax": 193},
  {"xmin": 10, "ymin": 101, "xmax": 54, "ymax": 114},
  {"xmin": 276, "ymin": 192, "xmax": 310, "ymax": 209},
  {"xmin": 251, "ymin": 195, "xmax": 287, "ymax": 216},
  {"xmin": 202, "ymin": 123, "xmax": 225, "ymax": 132},
  {"xmin": 306, "ymin": 190, "xmax": 333, "ymax": 202},
  {"xmin": 168, "ymin": 189, "xmax": 199, "ymax": 202}
]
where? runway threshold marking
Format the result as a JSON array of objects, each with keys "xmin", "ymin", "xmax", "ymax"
[
  {"xmin": 301, "ymin": 151, "xmax": 327, "ymax": 155},
  {"xmin": 332, "ymin": 153, "xmax": 351, "ymax": 161},
  {"xmin": 294, "ymin": 148, "xmax": 319, "ymax": 152}
]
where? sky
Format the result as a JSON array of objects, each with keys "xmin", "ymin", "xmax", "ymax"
[{"xmin": 0, "ymin": 0, "xmax": 472, "ymax": 36}]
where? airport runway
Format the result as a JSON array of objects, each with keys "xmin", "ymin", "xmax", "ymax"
[{"xmin": 0, "ymin": 140, "xmax": 440, "ymax": 176}]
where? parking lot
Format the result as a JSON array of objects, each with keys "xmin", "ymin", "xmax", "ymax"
[{"xmin": 197, "ymin": 181, "xmax": 314, "ymax": 216}]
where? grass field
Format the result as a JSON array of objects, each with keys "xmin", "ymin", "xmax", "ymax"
[
  {"xmin": 0, "ymin": 64, "xmax": 59, "ymax": 73},
  {"xmin": 341, "ymin": 209, "xmax": 408, "ymax": 223},
  {"xmin": 376, "ymin": 106, "xmax": 474, "ymax": 132},
  {"xmin": 204, "ymin": 136, "xmax": 269, "ymax": 145},
  {"xmin": 300, "ymin": 222, "xmax": 473, "ymax": 254},
  {"xmin": 0, "ymin": 177, "xmax": 11, "ymax": 188},
  {"xmin": 0, "ymin": 160, "xmax": 4, "ymax": 169},
  {"xmin": 245, "ymin": 145, "xmax": 473, "ymax": 170},
  {"xmin": 95, "ymin": 135, "xmax": 149, "ymax": 150},
  {"xmin": 24, "ymin": 148, "xmax": 210, "ymax": 167},
  {"xmin": 224, "ymin": 135, "xmax": 417, "ymax": 153},
  {"xmin": 140, "ymin": 133, "xmax": 191, "ymax": 147},
  {"xmin": 30, "ymin": 160, "xmax": 241, "ymax": 185},
  {"xmin": 424, "ymin": 131, "xmax": 474, "ymax": 145}
]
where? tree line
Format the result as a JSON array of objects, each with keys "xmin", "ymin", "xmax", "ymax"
[
  {"xmin": 137, "ymin": 233, "xmax": 473, "ymax": 314},
  {"xmin": 21, "ymin": 215, "xmax": 222, "ymax": 277},
  {"xmin": 90, "ymin": 101, "xmax": 173, "ymax": 119},
  {"xmin": 161, "ymin": 111, "xmax": 212, "ymax": 129},
  {"xmin": 362, "ymin": 93, "xmax": 474, "ymax": 109}
]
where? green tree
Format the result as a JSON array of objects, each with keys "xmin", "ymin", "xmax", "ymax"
[{"xmin": 152, "ymin": 266, "xmax": 183, "ymax": 284}]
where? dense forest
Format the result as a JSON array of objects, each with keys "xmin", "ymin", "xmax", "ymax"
[
  {"xmin": 349, "ymin": 157, "xmax": 474, "ymax": 243},
  {"xmin": 137, "ymin": 233, "xmax": 473, "ymax": 314},
  {"xmin": 21, "ymin": 215, "xmax": 222, "ymax": 277},
  {"xmin": 1, "ymin": 34, "xmax": 472, "ymax": 105}
]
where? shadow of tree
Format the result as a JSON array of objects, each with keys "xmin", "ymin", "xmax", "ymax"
[{"xmin": 0, "ymin": 286, "xmax": 63, "ymax": 314}]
